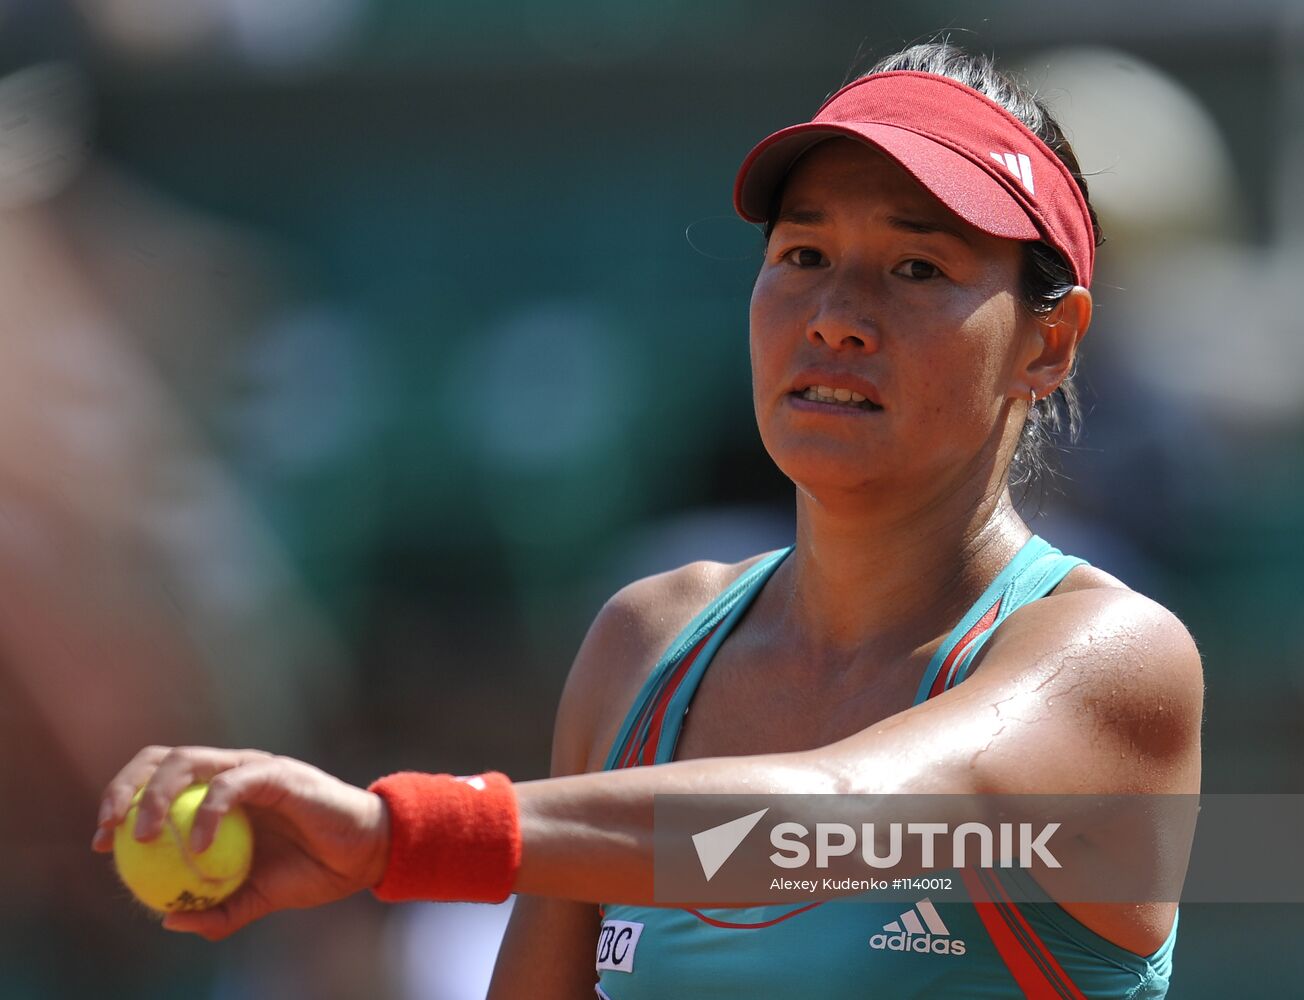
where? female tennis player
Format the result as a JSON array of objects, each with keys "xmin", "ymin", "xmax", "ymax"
[{"xmin": 92, "ymin": 43, "xmax": 1202, "ymax": 998}]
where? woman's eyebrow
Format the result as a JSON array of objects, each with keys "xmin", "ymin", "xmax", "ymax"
[
  {"xmin": 773, "ymin": 207, "xmax": 826, "ymax": 226},
  {"xmin": 774, "ymin": 207, "xmax": 971, "ymax": 246},
  {"xmin": 886, "ymin": 214, "xmax": 971, "ymax": 245}
]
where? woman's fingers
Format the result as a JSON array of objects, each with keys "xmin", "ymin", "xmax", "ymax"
[
  {"xmin": 95, "ymin": 744, "xmax": 172, "ymax": 836},
  {"xmin": 94, "ymin": 746, "xmax": 273, "ymax": 844},
  {"xmin": 186, "ymin": 757, "xmax": 293, "ymax": 854},
  {"xmin": 131, "ymin": 747, "xmax": 267, "ymax": 840}
]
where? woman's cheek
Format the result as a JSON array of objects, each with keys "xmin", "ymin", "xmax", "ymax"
[
  {"xmin": 909, "ymin": 338, "xmax": 997, "ymax": 433},
  {"xmin": 749, "ymin": 265, "xmax": 785, "ymax": 318},
  {"xmin": 750, "ymin": 290, "xmax": 802, "ymax": 385}
]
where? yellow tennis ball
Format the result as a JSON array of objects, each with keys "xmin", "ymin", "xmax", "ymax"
[{"xmin": 113, "ymin": 782, "xmax": 253, "ymax": 913}]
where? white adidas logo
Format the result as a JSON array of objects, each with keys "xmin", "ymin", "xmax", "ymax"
[
  {"xmin": 869, "ymin": 898, "xmax": 967, "ymax": 957},
  {"xmin": 990, "ymin": 151, "xmax": 1035, "ymax": 194}
]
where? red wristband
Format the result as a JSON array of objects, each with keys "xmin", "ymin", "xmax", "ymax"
[{"xmin": 368, "ymin": 771, "xmax": 521, "ymax": 903}]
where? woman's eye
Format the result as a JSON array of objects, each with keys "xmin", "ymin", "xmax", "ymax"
[
  {"xmin": 895, "ymin": 259, "xmax": 941, "ymax": 281},
  {"xmin": 785, "ymin": 247, "xmax": 825, "ymax": 268}
]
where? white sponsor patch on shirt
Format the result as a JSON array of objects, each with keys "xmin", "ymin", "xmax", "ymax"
[{"xmin": 596, "ymin": 919, "xmax": 644, "ymax": 973}]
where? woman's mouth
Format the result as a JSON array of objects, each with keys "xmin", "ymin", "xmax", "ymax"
[{"xmin": 794, "ymin": 385, "xmax": 883, "ymax": 411}]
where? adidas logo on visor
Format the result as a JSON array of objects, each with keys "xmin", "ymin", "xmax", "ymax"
[
  {"xmin": 990, "ymin": 151, "xmax": 1034, "ymax": 195},
  {"xmin": 869, "ymin": 898, "xmax": 967, "ymax": 957}
]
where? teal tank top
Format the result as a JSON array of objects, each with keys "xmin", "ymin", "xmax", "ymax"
[{"xmin": 596, "ymin": 536, "xmax": 1178, "ymax": 999}]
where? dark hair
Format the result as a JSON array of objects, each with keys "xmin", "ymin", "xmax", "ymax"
[{"xmin": 764, "ymin": 42, "xmax": 1104, "ymax": 497}]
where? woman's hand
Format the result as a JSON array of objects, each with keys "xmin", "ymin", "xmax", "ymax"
[{"xmin": 91, "ymin": 745, "xmax": 390, "ymax": 940}]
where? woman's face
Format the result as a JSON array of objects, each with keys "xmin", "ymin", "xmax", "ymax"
[{"xmin": 750, "ymin": 138, "xmax": 1038, "ymax": 499}]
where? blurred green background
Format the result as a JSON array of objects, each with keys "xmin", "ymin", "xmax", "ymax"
[{"xmin": 1, "ymin": 1, "xmax": 1301, "ymax": 997}]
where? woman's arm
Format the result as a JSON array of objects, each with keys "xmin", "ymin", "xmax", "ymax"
[{"xmin": 94, "ymin": 584, "xmax": 1200, "ymax": 950}]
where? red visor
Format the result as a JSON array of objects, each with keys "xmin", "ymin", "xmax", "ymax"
[{"xmin": 734, "ymin": 71, "xmax": 1095, "ymax": 288}]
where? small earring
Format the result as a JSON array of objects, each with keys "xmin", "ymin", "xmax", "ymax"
[{"xmin": 1029, "ymin": 388, "xmax": 1037, "ymax": 405}]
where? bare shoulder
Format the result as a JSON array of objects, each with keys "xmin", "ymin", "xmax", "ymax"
[
  {"xmin": 549, "ymin": 552, "xmax": 778, "ymax": 777},
  {"xmin": 1048, "ymin": 564, "xmax": 1200, "ymax": 673},
  {"xmin": 587, "ymin": 556, "xmax": 766, "ymax": 668},
  {"xmin": 972, "ymin": 563, "xmax": 1204, "ymax": 772}
]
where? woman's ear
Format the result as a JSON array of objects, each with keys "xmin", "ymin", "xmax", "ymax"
[{"xmin": 1019, "ymin": 286, "xmax": 1092, "ymax": 398}]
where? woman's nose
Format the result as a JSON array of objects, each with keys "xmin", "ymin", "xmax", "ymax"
[{"xmin": 805, "ymin": 287, "xmax": 880, "ymax": 352}]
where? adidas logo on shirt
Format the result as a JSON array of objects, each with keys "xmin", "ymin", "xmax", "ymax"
[{"xmin": 869, "ymin": 898, "xmax": 967, "ymax": 957}]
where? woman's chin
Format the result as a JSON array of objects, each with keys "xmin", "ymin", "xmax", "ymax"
[{"xmin": 771, "ymin": 455, "xmax": 891, "ymax": 499}]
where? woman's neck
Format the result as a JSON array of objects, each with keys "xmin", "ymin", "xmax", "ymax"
[{"xmin": 772, "ymin": 475, "xmax": 1030, "ymax": 667}]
